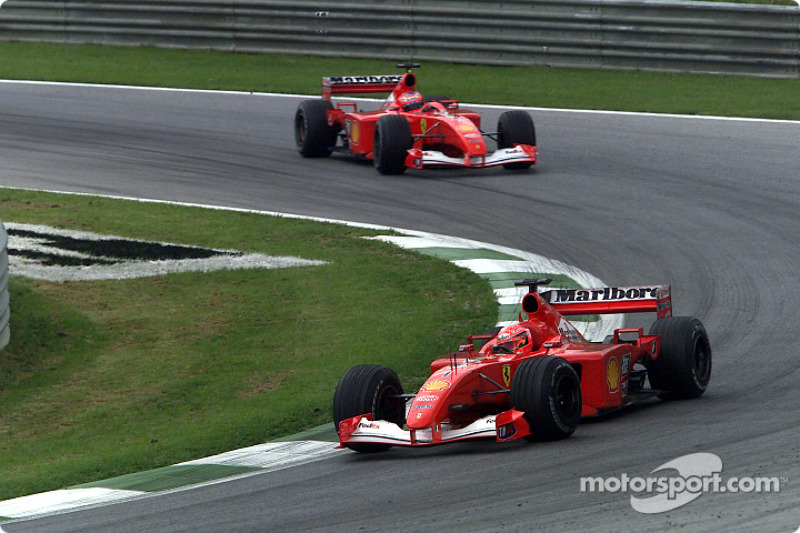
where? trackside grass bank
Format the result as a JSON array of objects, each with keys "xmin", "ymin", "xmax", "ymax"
[
  {"xmin": 0, "ymin": 188, "xmax": 497, "ymax": 501},
  {"xmin": 0, "ymin": 42, "xmax": 798, "ymax": 120}
]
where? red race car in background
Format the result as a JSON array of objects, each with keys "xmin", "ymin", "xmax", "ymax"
[
  {"xmin": 294, "ymin": 64, "xmax": 536, "ymax": 175},
  {"xmin": 333, "ymin": 279, "xmax": 712, "ymax": 452}
]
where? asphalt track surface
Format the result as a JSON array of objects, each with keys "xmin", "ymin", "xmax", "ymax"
[{"xmin": 2, "ymin": 81, "xmax": 800, "ymax": 532}]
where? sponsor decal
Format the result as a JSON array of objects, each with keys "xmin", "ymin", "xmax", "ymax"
[
  {"xmin": 350, "ymin": 121, "xmax": 360, "ymax": 144},
  {"xmin": 458, "ymin": 123, "xmax": 477, "ymax": 132},
  {"xmin": 412, "ymin": 404, "xmax": 433, "ymax": 410},
  {"xmin": 327, "ymin": 75, "xmax": 403, "ymax": 85},
  {"xmin": 502, "ymin": 364, "xmax": 511, "ymax": 388},
  {"xmin": 607, "ymin": 357, "xmax": 620, "ymax": 392},
  {"xmin": 6, "ymin": 223, "xmax": 326, "ymax": 282},
  {"xmin": 544, "ymin": 286, "xmax": 663, "ymax": 303},
  {"xmin": 558, "ymin": 319, "xmax": 583, "ymax": 343},
  {"xmin": 415, "ymin": 395, "xmax": 439, "ymax": 403},
  {"xmin": 420, "ymin": 118, "xmax": 427, "ymax": 132},
  {"xmin": 421, "ymin": 380, "xmax": 451, "ymax": 392},
  {"xmin": 621, "ymin": 353, "xmax": 631, "ymax": 376}
]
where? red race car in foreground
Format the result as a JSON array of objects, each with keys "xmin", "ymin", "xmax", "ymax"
[
  {"xmin": 294, "ymin": 64, "xmax": 536, "ymax": 175},
  {"xmin": 334, "ymin": 279, "xmax": 712, "ymax": 452}
]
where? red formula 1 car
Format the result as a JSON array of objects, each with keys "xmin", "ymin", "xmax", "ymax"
[
  {"xmin": 294, "ymin": 64, "xmax": 536, "ymax": 175},
  {"xmin": 333, "ymin": 279, "xmax": 712, "ymax": 452}
]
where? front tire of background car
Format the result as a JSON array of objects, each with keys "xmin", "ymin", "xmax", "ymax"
[
  {"xmin": 646, "ymin": 316, "xmax": 712, "ymax": 400},
  {"xmin": 373, "ymin": 115, "xmax": 412, "ymax": 175},
  {"xmin": 332, "ymin": 364, "xmax": 405, "ymax": 453},
  {"xmin": 294, "ymin": 99, "xmax": 336, "ymax": 157},
  {"xmin": 511, "ymin": 356, "xmax": 582, "ymax": 441},
  {"xmin": 497, "ymin": 110, "xmax": 536, "ymax": 170}
]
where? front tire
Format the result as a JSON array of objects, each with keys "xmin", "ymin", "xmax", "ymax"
[
  {"xmin": 333, "ymin": 364, "xmax": 405, "ymax": 453},
  {"xmin": 497, "ymin": 110, "xmax": 536, "ymax": 170},
  {"xmin": 373, "ymin": 115, "xmax": 412, "ymax": 175},
  {"xmin": 294, "ymin": 99, "xmax": 336, "ymax": 157},
  {"xmin": 511, "ymin": 356, "xmax": 582, "ymax": 441},
  {"xmin": 647, "ymin": 317, "xmax": 712, "ymax": 399}
]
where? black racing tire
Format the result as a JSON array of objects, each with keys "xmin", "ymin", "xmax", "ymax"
[
  {"xmin": 294, "ymin": 99, "xmax": 336, "ymax": 157},
  {"xmin": 373, "ymin": 114, "xmax": 412, "ymax": 175},
  {"xmin": 497, "ymin": 110, "xmax": 536, "ymax": 170},
  {"xmin": 647, "ymin": 317, "xmax": 712, "ymax": 400},
  {"xmin": 332, "ymin": 364, "xmax": 405, "ymax": 453},
  {"xmin": 511, "ymin": 356, "xmax": 582, "ymax": 441}
]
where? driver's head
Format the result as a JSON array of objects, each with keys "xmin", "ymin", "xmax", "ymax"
[
  {"xmin": 398, "ymin": 91, "xmax": 425, "ymax": 112},
  {"xmin": 495, "ymin": 324, "xmax": 532, "ymax": 354}
]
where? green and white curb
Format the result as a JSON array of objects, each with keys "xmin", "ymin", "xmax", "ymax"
[
  {"xmin": 0, "ymin": 194, "xmax": 619, "ymax": 523},
  {"xmin": 369, "ymin": 231, "xmax": 622, "ymax": 340}
]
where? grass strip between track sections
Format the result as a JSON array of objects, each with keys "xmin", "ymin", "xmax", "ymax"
[
  {"xmin": 0, "ymin": 189, "xmax": 622, "ymax": 519},
  {"xmin": 1, "ymin": 188, "xmax": 618, "ymax": 508},
  {"xmin": 0, "ymin": 188, "xmax": 500, "ymax": 502},
  {"xmin": 0, "ymin": 42, "xmax": 798, "ymax": 120}
]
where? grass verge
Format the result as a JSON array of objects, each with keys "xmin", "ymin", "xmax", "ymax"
[
  {"xmin": 0, "ymin": 42, "xmax": 798, "ymax": 120},
  {"xmin": 0, "ymin": 188, "xmax": 497, "ymax": 501}
]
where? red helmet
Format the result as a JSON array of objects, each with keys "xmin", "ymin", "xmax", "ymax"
[
  {"xmin": 495, "ymin": 324, "xmax": 532, "ymax": 354},
  {"xmin": 398, "ymin": 91, "xmax": 425, "ymax": 112}
]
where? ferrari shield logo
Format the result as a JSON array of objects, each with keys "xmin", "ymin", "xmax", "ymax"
[
  {"xmin": 420, "ymin": 118, "xmax": 427, "ymax": 132},
  {"xmin": 502, "ymin": 364, "xmax": 511, "ymax": 388}
]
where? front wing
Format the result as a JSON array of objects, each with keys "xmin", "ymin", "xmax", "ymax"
[
  {"xmin": 337, "ymin": 410, "xmax": 531, "ymax": 448},
  {"xmin": 405, "ymin": 144, "xmax": 536, "ymax": 170}
]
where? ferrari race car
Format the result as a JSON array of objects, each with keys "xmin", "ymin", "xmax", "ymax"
[
  {"xmin": 294, "ymin": 64, "xmax": 536, "ymax": 175},
  {"xmin": 333, "ymin": 279, "xmax": 712, "ymax": 452}
]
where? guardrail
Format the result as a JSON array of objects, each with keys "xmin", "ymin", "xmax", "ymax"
[
  {"xmin": 1, "ymin": 220, "xmax": 9, "ymax": 351},
  {"xmin": 0, "ymin": 0, "xmax": 798, "ymax": 78}
]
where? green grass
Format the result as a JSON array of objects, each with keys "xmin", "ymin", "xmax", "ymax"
[
  {"xmin": 0, "ymin": 189, "xmax": 497, "ymax": 500},
  {"xmin": 0, "ymin": 42, "xmax": 798, "ymax": 120}
]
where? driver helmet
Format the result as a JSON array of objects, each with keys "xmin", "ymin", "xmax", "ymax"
[
  {"xmin": 495, "ymin": 324, "xmax": 531, "ymax": 354},
  {"xmin": 398, "ymin": 91, "xmax": 425, "ymax": 112}
]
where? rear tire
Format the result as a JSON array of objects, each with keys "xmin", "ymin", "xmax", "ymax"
[
  {"xmin": 647, "ymin": 317, "xmax": 712, "ymax": 399},
  {"xmin": 511, "ymin": 356, "xmax": 582, "ymax": 441},
  {"xmin": 373, "ymin": 115, "xmax": 412, "ymax": 175},
  {"xmin": 333, "ymin": 364, "xmax": 405, "ymax": 453},
  {"xmin": 295, "ymin": 100, "xmax": 336, "ymax": 157},
  {"xmin": 497, "ymin": 110, "xmax": 536, "ymax": 170}
]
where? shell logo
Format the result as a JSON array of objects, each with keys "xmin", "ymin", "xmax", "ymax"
[
  {"xmin": 421, "ymin": 379, "xmax": 451, "ymax": 392},
  {"xmin": 458, "ymin": 123, "xmax": 477, "ymax": 132},
  {"xmin": 607, "ymin": 357, "xmax": 620, "ymax": 392}
]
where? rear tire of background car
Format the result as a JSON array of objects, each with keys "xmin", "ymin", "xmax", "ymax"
[
  {"xmin": 497, "ymin": 110, "xmax": 536, "ymax": 170},
  {"xmin": 646, "ymin": 317, "xmax": 712, "ymax": 399},
  {"xmin": 373, "ymin": 115, "xmax": 412, "ymax": 175},
  {"xmin": 295, "ymin": 99, "xmax": 336, "ymax": 157},
  {"xmin": 332, "ymin": 364, "xmax": 405, "ymax": 453},
  {"xmin": 511, "ymin": 356, "xmax": 582, "ymax": 441}
]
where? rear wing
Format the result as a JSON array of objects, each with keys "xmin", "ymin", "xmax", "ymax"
[
  {"xmin": 322, "ymin": 74, "xmax": 404, "ymax": 100},
  {"xmin": 540, "ymin": 285, "xmax": 673, "ymax": 319}
]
